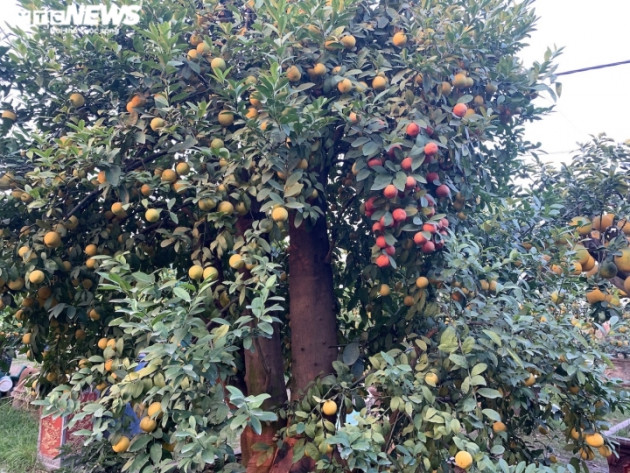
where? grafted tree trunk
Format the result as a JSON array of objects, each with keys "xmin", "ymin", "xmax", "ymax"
[
  {"xmin": 237, "ymin": 205, "xmax": 338, "ymax": 472},
  {"xmin": 241, "ymin": 332, "xmax": 288, "ymax": 472},
  {"xmin": 236, "ymin": 216, "xmax": 288, "ymax": 472},
  {"xmin": 288, "ymin": 212, "xmax": 338, "ymax": 399}
]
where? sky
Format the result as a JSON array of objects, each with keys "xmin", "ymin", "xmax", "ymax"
[
  {"xmin": 2, "ymin": 0, "xmax": 630, "ymax": 165},
  {"xmin": 520, "ymin": 1, "xmax": 630, "ymax": 163}
]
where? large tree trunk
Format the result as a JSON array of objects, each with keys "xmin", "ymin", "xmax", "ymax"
[{"xmin": 288, "ymin": 213, "xmax": 338, "ymax": 399}]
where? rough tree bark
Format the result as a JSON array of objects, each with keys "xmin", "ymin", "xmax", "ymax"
[{"xmin": 287, "ymin": 212, "xmax": 338, "ymax": 399}]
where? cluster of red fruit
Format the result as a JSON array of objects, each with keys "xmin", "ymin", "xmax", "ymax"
[{"xmin": 363, "ymin": 122, "xmax": 452, "ymax": 268}]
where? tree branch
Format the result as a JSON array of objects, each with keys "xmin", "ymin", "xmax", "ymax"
[
  {"xmin": 63, "ymin": 149, "xmax": 172, "ymax": 219},
  {"xmin": 123, "ymin": 149, "xmax": 170, "ymax": 173},
  {"xmin": 63, "ymin": 188, "xmax": 100, "ymax": 220}
]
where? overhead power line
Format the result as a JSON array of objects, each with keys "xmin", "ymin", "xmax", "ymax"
[{"xmin": 556, "ymin": 59, "xmax": 630, "ymax": 76}]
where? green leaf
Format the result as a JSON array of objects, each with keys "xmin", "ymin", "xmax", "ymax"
[
  {"xmin": 250, "ymin": 416, "xmax": 262, "ymax": 435},
  {"xmin": 105, "ymin": 165, "xmax": 121, "ymax": 186},
  {"xmin": 304, "ymin": 443, "xmax": 319, "ymax": 459},
  {"xmin": 438, "ymin": 326, "xmax": 458, "ymax": 353},
  {"xmin": 449, "ymin": 353, "xmax": 468, "ymax": 368},
  {"xmin": 506, "ymin": 348, "xmax": 524, "ymax": 368},
  {"xmin": 391, "ymin": 396, "xmax": 400, "ymax": 411},
  {"xmin": 173, "ymin": 286, "xmax": 191, "ymax": 302},
  {"xmin": 482, "ymin": 329, "xmax": 502, "ymax": 346},
  {"xmin": 371, "ymin": 174, "xmax": 392, "ymax": 191},
  {"xmin": 362, "ymin": 141, "xmax": 379, "ymax": 157},
  {"xmin": 460, "ymin": 376, "xmax": 470, "ymax": 393},
  {"xmin": 470, "ymin": 375, "xmax": 486, "ymax": 386},
  {"xmin": 491, "ymin": 444, "xmax": 505, "ymax": 455},
  {"xmin": 128, "ymin": 434, "xmax": 152, "ymax": 453},
  {"xmin": 460, "ymin": 397, "xmax": 476, "ymax": 412},
  {"xmin": 284, "ymin": 182, "xmax": 303, "ymax": 197},
  {"xmin": 351, "ymin": 137, "xmax": 370, "ymax": 148},
  {"xmin": 150, "ymin": 442, "xmax": 162, "ymax": 465},
  {"xmin": 482, "ymin": 408, "xmax": 501, "ymax": 422},
  {"xmin": 471, "ymin": 363, "xmax": 487, "ymax": 376},
  {"xmin": 393, "ymin": 172, "xmax": 407, "ymax": 191},
  {"xmin": 132, "ymin": 272, "xmax": 154, "ymax": 284},
  {"xmin": 213, "ymin": 324, "xmax": 229, "ymax": 338},
  {"xmin": 477, "ymin": 388, "xmax": 502, "ymax": 399},
  {"xmin": 342, "ymin": 342, "xmax": 360, "ymax": 365}
]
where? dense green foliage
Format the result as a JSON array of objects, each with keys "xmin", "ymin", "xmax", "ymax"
[{"xmin": 1, "ymin": 0, "xmax": 629, "ymax": 472}]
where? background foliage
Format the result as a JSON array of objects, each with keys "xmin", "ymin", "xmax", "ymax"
[{"xmin": 0, "ymin": 0, "xmax": 629, "ymax": 472}]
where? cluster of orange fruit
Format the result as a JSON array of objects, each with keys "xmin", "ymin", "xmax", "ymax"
[{"xmin": 567, "ymin": 213, "xmax": 630, "ymax": 301}]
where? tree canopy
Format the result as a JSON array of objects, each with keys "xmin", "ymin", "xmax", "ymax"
[{"xmin": 1, "ymin": 0, "xmax": 629, "ymax": 472}]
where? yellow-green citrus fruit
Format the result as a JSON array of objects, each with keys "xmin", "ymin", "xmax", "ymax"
[
  {"xmin": 188, "ymin": 265, "xmax": 204, "ymax": 280},
  {"xmin": 229, "ymin": 254, "xmax": 244, "ymax": 270},
  {"xmin": 271, "ymin": 206, "xmax": 289, "ymax": 222},
  {"xmin": 585, "ymin": 432, "xmax": 604, "ymax": 448},
  {"xmin": 140, "ymin": 416, "xmax": 158, "ymax": 432},
  {"xmin": 203, "ymin": 266, "xmax": 219, "ymax": 281},
  {"xmin": 145, "ymin": 208, "xmax": 160, "ymax": 223},
  {"xmin": 322, "ymin": 400, "xmax": 337, "ymax": 416},
  {"xmin": 454, "ymin": 451, "xmax": 473, "ymax": 469},
  {"xmin": 112, "ymin": 436, "xmax": 130, "ymax": 453},
  {"xmin": 29, "ymin": 270, "xmax": 45, "ymax": 285},
  {"xmin": 69, "ymin": 93, "xmax": 85, "ymax": 107}
]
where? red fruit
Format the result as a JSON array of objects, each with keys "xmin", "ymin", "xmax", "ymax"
[
  {"xmin": 368, "ymin": 158, "xmax": 383, "ymax": 168},
  {"xmin": 406, "ymin": 122, "xmax": 420, "ymax": 138},
  {"xmin": 422, "ymin": 241, "xmax": 436, "ymax": 253},
  {"xmin": 425, "ymin": 207, "xmax": 436, "ymax": 218},
  {"xmin": 413, "ymin": 232, "xmax": 427, "ymax": 245},
  {"xmin": 386, "ymin": 144, "xmax": 402, "ymax": 158},
  {"xmin": 424, "ymin": 142, "xmax": 438, "ymax": 156},
  {"xmin": 376, "ymin": 254, "xmax": 390, "ymax": 268},
  {"xmin": 453, "ymin": 103, "xmax": 468, "ymax": 117},
  {"xmin": 425, "ymin": 125, "xmax": 434, "ymax": 136},
  {"xmin": 423, "ymin": 223, "xmax": 437, "ymax": 233},
  {"xmin": 365, "ymin": 196, "xmax": 377, "ymax": 212},
  {"xmin": 383, "ymin": 184, "xmax": 397, "ymax": 199},
  {"xmin": 439, "ymin": 229, "xmax": 448, "ymax": 236},
  {"xmin": 426, "ymin": 172, "xmax": 439, "ymax": 184},
  {"xmin": 376, "ymin": 235, "xmax": 387, "ymax": 248},
  {"xmin": 401, "ymin": 157, "xmax": 413, "ymax": 171},
  {"xmin": 392, "ymin": 208, "xmax": 407, "ymax": 222},
  {"xmin": 439, "ymin": 217, "xmax": 449, "ymax": 228},
  {"xmin": 372, "ymin": 221, "xmax": 384, "ymax": 233},
  {"xmin": 385, "ymin": 245, "xmax": 396, "ymax": 256},
  {"xmin": 405, "ymin": 176, "xmax": 416, "ymax": 188},
  {"xmin": 435, "ymin": 240, "xmax": 444, "ymax": 250},
  {"xmin": 435, "ymin": 184, "xmax": 450, "ymax": 198}
]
